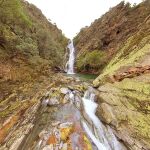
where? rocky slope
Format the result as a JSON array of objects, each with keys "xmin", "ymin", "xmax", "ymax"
[
  {"xmin": 0, "ymin": 0, "xmax": 150, "ymax": 149},
  {"xmin": 73, "ymin": 0, "xmax": 150, "ymax": 149},
  {"xmin": 0, "ymin": 0, "xmax": 68, "ymax": 82},
  {"xmin": 0, "ymin": 74, "xmax": 127, "ymax": 150},
  {"xmin": 92, "ymin": 4, "xmax": 150, "ymax": 150},
  {"xmin": 0, "ymin": 74, "xmax": 78, "ymax": 149},
  {"xmin": 0, "ymin": 0, "xmax": 68, "ymax": 148},
  {"xmin": 74, "ymin": 0, "xmax": 150, "ymax": 74}
]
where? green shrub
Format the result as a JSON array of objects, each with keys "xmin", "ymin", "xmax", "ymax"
[
  {"xmin": 16, "ymin": 37, "xmax": 38, "ymax": 56},
  {"xmin": 0, "ymin": 0, "xmax": 32, "ymax": 26},
  {"xmin": 76, "ymin": 50, "xmax": 107, "ymax": 72}
]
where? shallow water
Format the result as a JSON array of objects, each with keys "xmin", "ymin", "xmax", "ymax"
[
  {"xmin": 19, "ymin": 86, "xmax": 126, "ymax": 150},
  {"xmin": 65, "ymin": 73, "xmax": 98, "ymax": 82}
]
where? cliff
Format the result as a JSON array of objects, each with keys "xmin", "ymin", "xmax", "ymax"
[
  {"xmin": 91, "ymin": 1, "xmax": 150, "ymax": 149},
  {"xmin": 74, "ymin": 0, "xmax": 150, "ymax": 74}
]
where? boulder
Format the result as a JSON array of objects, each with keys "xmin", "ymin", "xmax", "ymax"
[{"xmin": 97, "ymin": 103, "xmax": 118, "ymax": 126}]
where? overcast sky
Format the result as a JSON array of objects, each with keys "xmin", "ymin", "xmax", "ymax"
[{"xmin": 26, "ymin": 0, "xmax": 142, "ymax": 38}]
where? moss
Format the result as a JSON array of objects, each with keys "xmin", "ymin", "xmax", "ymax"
[
  {"xmin": 83, "ymin": 135, "xmax": 92, "ymax": 150},
  {"xmin": 76, "ymin": 50, "xmax": 107, "ymax": 72},
  {"xmin": 128, "ymin": 113, "xmax": 150, "ymax": 139},
  {"xmin": 104, "ymin": 38, "xmax": 149, "ymax": 77},
  {"xmin": 94, "ymin": 33, "xmax": 150, "ymax": 86},
  {"xmin": 115, "ymin": 79, "xmax": 150, "ymax": 95},
  {"xmin": 107, "ymin": 78, "xmax": 150, "ymax": 111},
  {"xmin": 0, "ymin": 101, "xmax": 20, "ymax": 117},
  {"xmin": 0, "ymin": 98, "xmax": 36, "ymax": 118},
  {"xmin": 97, "ymin": 77, "xmax": 150, "ymax": 141}
]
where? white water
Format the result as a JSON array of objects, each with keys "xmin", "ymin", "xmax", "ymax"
[
  {"xmin": 82, "ymin": 88, "xmax": 124, "ymax": 150},
  {"xmin": 66, "ymin": 40, "xmax": 75, "ymax": 74},
  {"xmin": 82, "ymin": 121, "xmax": 107, "ymax": 150}
]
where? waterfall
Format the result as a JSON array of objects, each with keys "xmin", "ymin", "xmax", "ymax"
[
  {"xmin": 66, "ymin": 40, "xmax": 75, "ymax": 74},
  {"xmin": 81, "ymin": 88, "xmax": 125, "ymax": 150}
]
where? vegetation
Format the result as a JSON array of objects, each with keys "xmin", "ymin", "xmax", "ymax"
[
  {"xmin": 74, "ymin": 0, "xmax": 150, "ymax": 74},
  {"xmin": 76, "ymin": 50, "xmax": 107, "ymax": 74},
  {"xmin": 0, "ymin": 0, "xmax": 68, "ymax": 82},
  {"xmin": 93, "ymin": 20, "xmax": 150, "ymax": 86}
]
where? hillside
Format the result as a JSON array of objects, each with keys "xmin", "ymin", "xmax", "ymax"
[
  {"xmin": 74, "ymin": 0, "xmax": 150, "ymax": 74},
  {"xmin": 0, "ymin": 0, "xmax": 68, "ymax": 82},
  {"xmin": 93, "ymin": 17, "xmax": 150, "ymax": 149},
  {"xmin": 0, "ymin": 0, "xmax": 68, "ymax": 147},
  {"xmin": 74, "ymin": 0, "xmax": 150, "ymax": 149},
  {"xmin": 0, "ymin": 0, "xmax": 150, "ymax": 149},
  {"xmin": 89, "ymin": 1, "xmax": 150, "ymax": 149}
]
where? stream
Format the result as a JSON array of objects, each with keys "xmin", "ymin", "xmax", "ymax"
[
  {"xmin": 17, "ymin": 39, "xmax": 127, "ymax": 150},
  {"xmin": 19, "ymin": 84, "xmax": 127, "ymax": 150},
  {"xmin": 17, "ymin": 39, "xmax": 128, "ymax": 150}
]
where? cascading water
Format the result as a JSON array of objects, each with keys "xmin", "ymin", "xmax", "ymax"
[
  {"xmin": 66, "ymin": 40, "xmax": 75, "ymax": 74},
  {"xmin": 21, "ymin": 85, "xmax": 127, "ymax": 150},
  {"xmin": 81, "ymin": 87, "xmax": 126, "ymax": 150}
]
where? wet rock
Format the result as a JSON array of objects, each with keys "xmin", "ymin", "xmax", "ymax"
[
  {"xmin": 0, "ymin": 145, "xmax": 8, "ymax": 150},
  {"xmin": 62, "ymin": 94, "xmax": 70, "ymax": 104},
  {"xmin": 9, "ymin": 136, "xmax": 25, "ymax": 150},
  {"xmin": 42, "ymin": 145, "xmax": 53, "ymax": 150},
  {"xmin": 82, "ymin": 110, "xmax": 93, "ymax": 126},
  {"xmin": 75, "ymin": 78, "xmax": 80, "ymax": 82},
  {"xmin": 68, "ymin": 84, "xmax": 86, "ymax": 92},
  {"xmin": 69, "ymin": 92, "xmax": 75, "ymax": 102},
  {"xmin": 48, "ymin": 97, "xmax": 59, "ymax": 106},
  {"xmin": 62, "ymin": 143, "xmax": 67, "ymax": 150},
  {"xmin": 51, "ymin": 121, "xmax": 61, "ymax": 127},
  {"xmin": 39, "ymin": 130, "xmax": 49, "ymax": 139},
  {"xmin": 74, "ymin": 95, "xmax": 82, "ymax": 109},
  {"xmin": 42, "ymin": 99, "xmax": 49, "ymax": 106},
  {"xmin": 59, "ymin": 122, "xmax": 73, "ymax": 129},
  {"xmin": 60, "ymin": 87, "xmax": 70, "ymax": 95}
]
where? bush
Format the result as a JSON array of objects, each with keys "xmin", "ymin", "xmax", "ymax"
[
  {"xmin": 76, "ymin": 50, "xmax": 107, "ymax": 73},
  {"xmin": 16, "ymin": 37, "xmax": 38, "ymax": 57},
  {"xmin": 0, "ymin": 0, "xmax": 31, "ymax": 26}
]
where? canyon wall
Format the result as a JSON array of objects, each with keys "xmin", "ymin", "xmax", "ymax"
[{"xmin": 74, "ymin": 0, "xmax": 150, "ymax": 74}]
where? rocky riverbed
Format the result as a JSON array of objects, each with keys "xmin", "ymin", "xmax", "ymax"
[{"xmin": 0, "ymin": 74, "xmax": 127, "ymax": 150}]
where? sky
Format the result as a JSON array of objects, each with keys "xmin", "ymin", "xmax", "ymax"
[{"xmin": 26, "ymin": 0, "xmax": 142, "ymax": 38}]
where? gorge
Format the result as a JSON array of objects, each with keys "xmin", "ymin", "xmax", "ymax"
[{"xmin": 0, "ymin": 0, "xmax": 150, "ymax": 150}]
